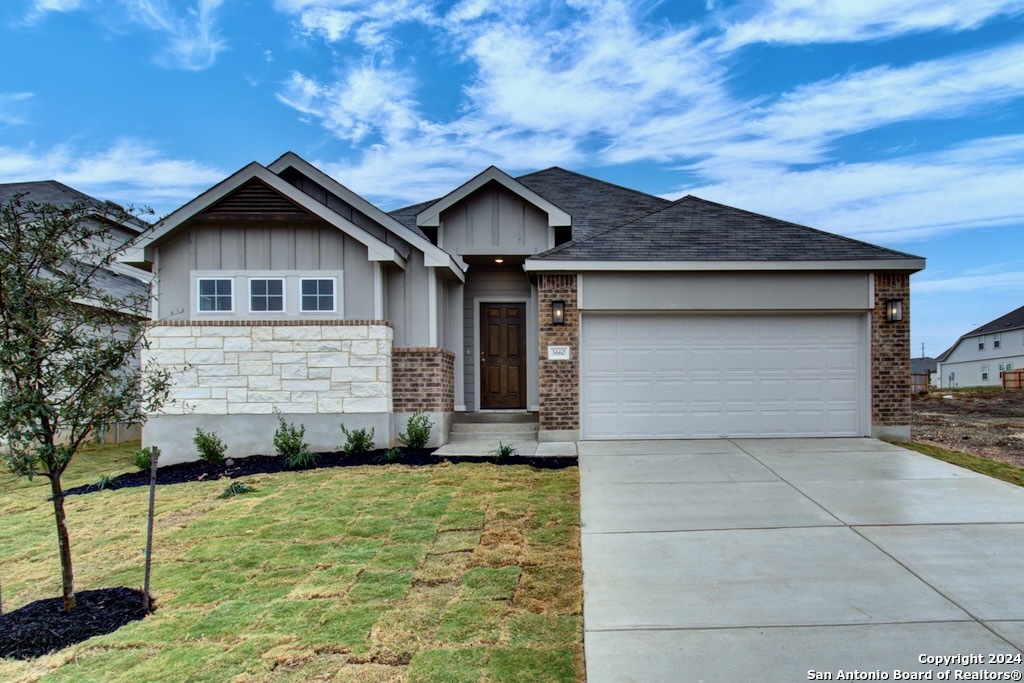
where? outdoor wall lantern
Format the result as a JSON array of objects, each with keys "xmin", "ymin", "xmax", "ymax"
[
  {"xmin": 885, "ymin": 298, "xmax": 903, "ymax": 323},
  {"xmin": 551, "ymin": 300, "xmax": 566, "ymax": 325}
]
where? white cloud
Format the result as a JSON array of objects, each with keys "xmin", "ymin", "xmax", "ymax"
[
  {"xmin": 0, "ymin": 140, "xmax": 225, "ymax": 214},
  {"xmin": 0, "ymin": 92, "xmax": 33, "ymax": 126},
  {"xmin": 914, "ymin": 271, "xmax": 1024, "ymax": 294},
  {"xmin": 277, "ymin": 0, "xmax": 438, "ymax": 53},
  {"xmin": 721, "ymin": 0, "xmax": 1024, "ymax": 50},
  {"xmin": 23, "ymin": 0, "xmax": 83, "ymax": 23},
  {"xmin": 123, "ymin": 0, "xmax": 226, "ymax": 70}
]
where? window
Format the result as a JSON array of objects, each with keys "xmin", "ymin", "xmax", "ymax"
[
  {"xmin": 982, "ymin": 365, "xmax": 990, "ymax": 381},
  {"xmin": 1000, "ymin": 362, "xmax": 1014, "ymax": 378},
  {"xmin": 979, "ymin": 338, "xmax": 985, "ymax": 350},
  {"xmin": 198, "ymin": 278, "xmax": 233, "ymax": 312},
  {"xmin": 249, "ymin": 278, "xmax": 284, "ymax": 312},
  {"xmin": 300, "ymin": 278, "xmax": 335, "ymax": 312},
  {"xmin": 994, "ymin": 334, "xmax": 1001, "ymax": 349}
]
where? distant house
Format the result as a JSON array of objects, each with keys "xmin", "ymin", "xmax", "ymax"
[
  {"xmin": 123, "ymin": 152, "xmax": 925, "ymax": 463},
  {"xmin": 0, "ymin": 180, "xmax": 153, "ymax": 441},
  {"xmin": 936, "ymin": 305, "xmax": 1024, "ymax": 388},
  {"xmin": 910, "ymin": 357, "xmax": 938, "ymax": 391}
]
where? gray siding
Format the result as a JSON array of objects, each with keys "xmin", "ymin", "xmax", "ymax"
[
  {"xmin": 580, "ymin": 272, "xmax": 872, "ymax": 311},
  {"xmin": 439, "ymin": 183, "xmax": 551, "ymax": 256},
  {"xmin": 462, "ymin": 265, "xmax": 536, "ymax": 411},
  {"xmin": 157, "ymin": 220, "xmax": 374, "ymax": 320}
]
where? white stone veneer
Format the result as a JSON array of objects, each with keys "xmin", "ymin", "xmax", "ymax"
[{"xmin": 143, "ymin": 323, "xmax": 393, "ymax": 416}]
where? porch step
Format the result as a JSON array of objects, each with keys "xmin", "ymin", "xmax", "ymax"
[
  {"xmin": 445, "ymin": 412, "xmax": 539, "ymax": 445},
  {"xmin": 451, "ymin": 422, "xmax": 539, "ymax": 434},
  {"xmin": 452, "ymin": 412, "xmax": 539, "ymax": 425}
]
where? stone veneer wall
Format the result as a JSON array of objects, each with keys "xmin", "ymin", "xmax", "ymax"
[
  {"xmin": 392, "ymin": 348, "xmax": 455, "ymax": 413},
  {"xmin": 872, "ymin": 272, "xmax": 911, "ymax": 438},
  {"xmin": 537, "ymin": 274, "xmax": 579, "ymax": 436},
  {"xmin": 143, "ymin": 320, "xmax": 393, "ymax": 416}
]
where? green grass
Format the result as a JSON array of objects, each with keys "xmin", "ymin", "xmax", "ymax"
[
  {"xmin": 904, "ymin": 441, "xmax": 1024, "ymax": 487},
  {"xmin": 0, "ymin": 441, "xmax": 583, "ymax": 682}
]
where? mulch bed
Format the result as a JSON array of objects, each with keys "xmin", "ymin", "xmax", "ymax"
[
  {"xmin": 0, "ymin": 587, "xmax": 150, "ymax": 660},
  {"xmin": 65, "ymin": 448, "xmax": 578, "ymax": 497}
]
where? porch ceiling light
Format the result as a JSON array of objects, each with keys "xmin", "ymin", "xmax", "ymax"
[
  {"xmin": 885, "ymin": 298, "xmax": 903, "ymax": 323},
  {"xmin": 494, "ymin": 258, "xmax": 504, "ymax": 264},
  {"xmin": 552, "ymin": 300, "xmax": 566, "ymax": 325}
]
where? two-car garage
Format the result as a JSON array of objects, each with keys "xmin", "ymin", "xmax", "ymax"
[{"xmin": 577, "ymin": 273, "xmax": 873, "ymax": 440}]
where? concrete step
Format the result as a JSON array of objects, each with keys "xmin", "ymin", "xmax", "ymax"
[
  {"xmin": 447, "ymin": 430, "xmax": 538, "ymax": 444},
  {"xmin": 451, "ymin": 422, "xmax": 539, "ymax": 434},
  {"xmin": 452, "ymin": 412, "xmax": 538, "ymax": 425}
]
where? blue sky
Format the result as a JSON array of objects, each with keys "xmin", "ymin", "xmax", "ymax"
[{"xmin": 2, "ymin": 0, "xmax": 1024, "ymax": 359}]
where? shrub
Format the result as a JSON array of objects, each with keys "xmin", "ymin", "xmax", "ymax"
[
  {"xmin": 94, "ymin": 474, "xmax": 114, "ymax": 491},
  {"xmin": 133, "ymin": 447, "xmax": 153, "ymax": 472},
  {"xmin": 193, "ymin": 427, "xmax": 227, "ymax": 465},
  {"xmin": 399, "ymin": 411, "xmax": 434, "ymax": 449},
  {"xmin": 378, "ymin": 447, "xmax": 401, "ymax": 463},
  {"xmin": 340, "ymin": 424, "xmax": 375, "ymax": 457},
  {"xmin": 274, "ymin": 413, "xmax": 318, "ymax": 469},
  {"xmin": 489, "ymin": 441, "xmax": 517, "ymax": 460},
  {"xmin": 218, "ymin": 481, "xmax": 256, "ymax": 498}
]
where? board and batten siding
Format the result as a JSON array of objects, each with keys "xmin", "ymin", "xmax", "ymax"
[
  {"xmin": 439, "ymin": 183, "xmax": 552, "ymax": 255},
  {"xmin": 463, "ymin": 265, "xmax": 537, "ymax": 411},
  {"xmin": 157, "ymin": 220, "xmax": 375, "ymax": 321}
]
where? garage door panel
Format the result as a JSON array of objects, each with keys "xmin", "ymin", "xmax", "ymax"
[{"xmin": 581, "ymin": 313, "xmax": 865, "ymax": 439}]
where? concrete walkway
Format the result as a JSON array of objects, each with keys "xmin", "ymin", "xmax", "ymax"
[{"xmin": 580, "ymin": 438, "xmax": 1024, "ymax": 682}]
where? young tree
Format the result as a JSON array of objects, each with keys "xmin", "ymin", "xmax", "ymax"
[{"xmin": 0, "ymin": 193, "xmax": 171, "ymax": 613}]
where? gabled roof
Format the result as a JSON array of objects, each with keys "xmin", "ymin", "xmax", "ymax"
[
  {"xmin": 267, "ymin": 152, "xmax": 462, "ymax": 277},
  {"xmin": 526, "ymin": 195, "xmax": 924, "ymax": 271},
  {"xmin": 937, "ymin": 304, "xmax": 1024, "ymax": 361},
  {"xmin": 0, "ymin": 180, "xmax": 150, "ymax": 233},
  {"xmin": 516, "ymin": 167, "xmax": 669, "ymax": 241},
  {"xmin": 126, "ymin": 162, "xmax": 405, "ymax": 268},
  {"xmin": 415, "ymin": 166, "xmax": 571, "ymax": 228},
  {"xmin": 911, "ymin": 357, "xmax": 937, "ymax": 374}
]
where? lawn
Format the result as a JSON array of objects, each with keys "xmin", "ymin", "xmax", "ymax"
[
  {"xmin": 0, "ymin": 442, "xmax": 583, "ymax": 682},
  {"xmin": 904, "ymin": 441, "xmax": 1024, "ymax": 488}
]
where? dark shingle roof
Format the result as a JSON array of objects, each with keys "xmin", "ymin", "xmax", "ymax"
[
  {"xmin": 935, "ymin": 306, "xmax": 1024, "ymax": 362},
  {"xmin": 533, "ymin": 195, "xmax": 921, "ymax": 261},
  {"xmin": 386, "ymin": 167, "xmax": 668, "ymax": 242},
  {"xmin": 911, "ymin": 357, "xmax": 937, "ymax": 374},
  {"xmin": 515, "ymin": 167, "xmax": 669, "ymax": 240}
]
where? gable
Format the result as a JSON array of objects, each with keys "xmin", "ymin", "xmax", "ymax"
[
  {"xmin": 198, "ymin": 179, "xmax": 314, "ymax": 221},
  {"xmin": 438, "ymin": 180, "xmax": 554, "ymax": 256}
]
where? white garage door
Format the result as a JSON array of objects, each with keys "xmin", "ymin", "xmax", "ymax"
[{"xmin": 581, "ymin": 314, "xmax": 867, "ymax": 439}]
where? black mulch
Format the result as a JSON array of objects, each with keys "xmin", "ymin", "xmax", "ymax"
[
  {"xmin": 64, "ymin": 448, "xmax": 578, "ymax": 497},
  {"xmin": 0, "ymin": 587, "xmax": 150, "ymax": 660}
]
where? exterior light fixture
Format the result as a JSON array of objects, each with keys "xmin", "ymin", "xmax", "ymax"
[
  {"xmin": 885, "ymin": 299, "xmax": 903, "ymax": 323},
  {"xmin": 494, "ymin": 258, "xmax": 504, "ymax": 264},
  {"xmin": 552, "ymin": 300, "xmax": 565, "ymax": 325}
]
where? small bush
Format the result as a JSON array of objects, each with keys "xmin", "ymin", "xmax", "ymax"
[
  {"xmin": 274, "ymin": 413, "xmax": 318, "ymax": 469},
  {"xmin": 94, "ymin": 474, "xmax": 114, "ymax": 491},
  {"xmin": 193, "ymin": 427, "xmax": 227, "ymax": 465},
  {"xmin": 133, "ymin": 447, "xmax": 153, "ymax": 472},
  {"xmin": 399, "ymin": 411, "xmax": 434, "ymax": 449},
  {"xmin": 489, "ymin": 441, "xmax": 517, "ymax": 460},
  {"xmin": 340, "ymin": 424, "xmax": 375, "ymax": 457},
  {"xmin": 218, "ymin": 481, "xmax": 256, "ymax": 498},
  {"xmin": 378, "ymin": 447, "xmax": 401, "ymax": 463}
]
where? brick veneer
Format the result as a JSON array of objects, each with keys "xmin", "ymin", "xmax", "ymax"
[
  {"xmin": 872, "ymin": 272, "xmax": 911, "ymax": 429},
  {"xmin": 538, "ymin": 274, "xmax": 579, "ymax": 432},
  {"xmin": 392, "ymin": 348, "xmax": 455, "ymax": 413}
]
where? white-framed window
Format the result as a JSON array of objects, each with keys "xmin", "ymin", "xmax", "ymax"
[
  {"xmin": 982, "ymin": 365, "xmax": 990, "ymax": 381},
  {"xmin": 300, "ymin": 278, "xmax": 336, "ymax": 312},
  {"xmin": 1000, "ymin": 362, "xmax": 1014, "ymax": 377},
  {"xmin": 994, "ymin": 334, "xmax": 1001, "ymax": 349},
  {"xmin": 198, "ymin": 278, "xmax": 233, "ymax": 312},
  {"xmin": 978, "ymin": 338, "xmax": 985, "ymax": 350},
  {"xmin": 249, "ymin": 278, "xmax": 285, "ymax": 313}
]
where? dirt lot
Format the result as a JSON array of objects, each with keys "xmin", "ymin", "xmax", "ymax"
[{"xmin": 912, "ymin": 389, "xmax": 1024, "ymax": 467}]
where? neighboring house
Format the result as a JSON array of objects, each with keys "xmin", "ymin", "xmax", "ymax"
[
  {"xmin": 0, "ymin": 180, "xmax": 153, "ymax": 442},
  {"xmin": 910, "ymin": 357, "xmax": 938, "ymax": 391},
  {"xmin": 936, "ymin": 305, "xmax": 1024, "ymax": 388},
  {"xmin": 125, "ymin": 153, "xmax": 924, "ymax": 464}
]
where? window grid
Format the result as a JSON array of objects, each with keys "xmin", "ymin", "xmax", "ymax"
[
  {"xmin": 249, "ymin": 278, "xmax": 285, "ymax": 313},
  {"xmin": 198, "ymin": 278, "xmax": 233, "ymax": 312},
  {"xmin": 982, "ymin": 365, "xmax": 989, "ymax": 381},
  {"xmin": 994, "ymin": 334, "xmax": 1001, "ymax": 349},
  {"xmin": 300, "ymin": 278, "xmax": 336, "ymax": 312}
]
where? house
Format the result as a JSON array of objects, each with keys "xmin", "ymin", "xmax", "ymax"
[
  {"xmin": 936, "ymin": 305, "xmax": 1024, "ymax": 388},
  {"xmin": 125, "ymin": 153, "xmax": 924, "ymax": 464},
  {"xmin": 910, "ymin": 357, "xmax": 938, "ymax": 392},
  {"xmin": 0, "ymin": 180, "xmax": 153, "ymax": 442}
]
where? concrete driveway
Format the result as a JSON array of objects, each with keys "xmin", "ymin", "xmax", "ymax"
[{"xmin": 580, "ymin": 438, "xmax": 1024, "ymax": 682}]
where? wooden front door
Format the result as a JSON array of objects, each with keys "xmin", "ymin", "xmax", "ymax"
[{"xmin": 480, "ymin": 303, "xmax": 527, "ymax": 409}]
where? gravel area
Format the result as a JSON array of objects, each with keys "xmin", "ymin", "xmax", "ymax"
[{"xmin": 912, "ymin": 390, "xmax": 1024, "ymax": 467}]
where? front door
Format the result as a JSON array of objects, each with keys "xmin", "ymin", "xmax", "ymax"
[{"xmin": 480, "ymin": 303, "xmax": 527, "ymax": 409}]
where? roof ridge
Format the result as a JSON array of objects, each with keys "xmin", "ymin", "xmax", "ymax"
[
  {"xmin": 517, "ymin": 166, "xmax": 670, "ymax": 203},
  {"xmin": 680, "ymin": 195, "xmax": 922, "ymax": 260}
]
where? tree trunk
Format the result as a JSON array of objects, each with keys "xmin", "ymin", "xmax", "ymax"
[{"xmin": 49, "ymin": 474, "xmax": 76, "ymax": 613}]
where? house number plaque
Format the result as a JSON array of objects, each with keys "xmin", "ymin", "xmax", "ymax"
[{"xmin": 547, "ymin": 346, "xmax": 572, "ymax": 361}]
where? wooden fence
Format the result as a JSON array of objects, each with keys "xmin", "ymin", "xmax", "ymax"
[
  {"xmin": 1003, "ymin": 369, "xmax": 1024, "ymax": 391},
  {"xmin": 911, "ymin": 372, "xmax": 932, "ymax": 394}
]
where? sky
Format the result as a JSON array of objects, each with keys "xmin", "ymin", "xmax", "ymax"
[{"xmin": 2, "ymin": 0, "xmax": 1023, "ymax": 359}]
